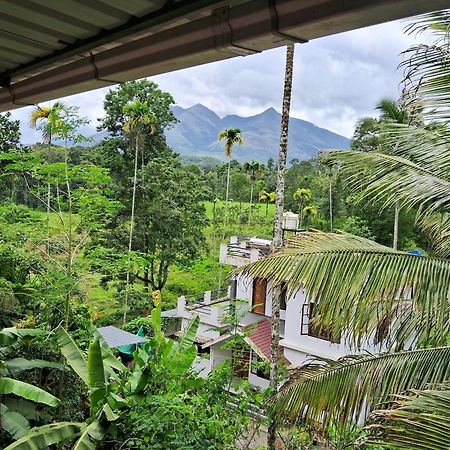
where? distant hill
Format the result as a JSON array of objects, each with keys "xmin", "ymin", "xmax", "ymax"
[{"xmin": 166, "ymin": 104, "xmax": 350, "ymax": 162}]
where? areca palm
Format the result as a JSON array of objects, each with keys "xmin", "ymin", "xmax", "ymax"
[
  {"xmin": 259, "ymin": 189, "xmax": 275, "ymax": 217},
  {"xmin": 376, "ymin": 98, "xmax": 413, "ymax": 249},
  {"xmin": 218, "ymin": 128, "xmax": 243, "ymax": 204},
  {"xmin": 29, "ymin": 102, "xmax": 68, "ymax": 252},
  {"xmin": 302, "ymin": 204, "xmax": 318, "ymax": 225},
  {"xmin": 122, "ymin": 100, "xmax": 156, "ymax": 322},
  {"xmin": 237, "ymin": 12, "xmax": 450, "ymax": 446},
  {"xmin": 293, "ymin": 188, "xmax": 311, "ymax": 229},
  {"xmin": 243, "ymin": 161, "xmax": 263, "ymax": 225}
]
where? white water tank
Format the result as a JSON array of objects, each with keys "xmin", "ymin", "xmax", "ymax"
[{"xmin": 282, "ymin": 211, "xmax": 299, "ymax": 230}]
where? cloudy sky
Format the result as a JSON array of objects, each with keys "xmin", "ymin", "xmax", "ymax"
[{"xmin": 9, "ymin": 17, "xmax": 424, "ymax": 144}]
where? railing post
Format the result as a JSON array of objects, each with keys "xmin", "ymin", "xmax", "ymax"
[
  {"xmin": 177, "ymin": 296, "xmax": 186, "ymax": 316},
  {"xmin": 219, "ymin": 243, "xmax": 227, "ymax": 262},
  {"xmin": 250, "ymin": 248, "xmax": 260, "ymax": 262},
  {"xmin": 204, "ymin": 291, "xmax": 212, "ymax": 304}
]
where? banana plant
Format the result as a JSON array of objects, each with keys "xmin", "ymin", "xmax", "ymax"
[
  {"xmin": 5, "ymin": 302, "xmax": 200, "ymax": 450},
  {"xmin": 0, "ymin": 327, "xmax": 61, "ymax": 440},
  {"xmin": 4, "ymin": 328, "xmax": 126, "ymax": 450}
]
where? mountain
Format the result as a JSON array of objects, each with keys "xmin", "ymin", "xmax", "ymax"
[{"xmin": 166, "ymin": 104, "xmax": 350, "ymax": 162}]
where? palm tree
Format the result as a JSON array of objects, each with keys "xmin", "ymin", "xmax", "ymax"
[
  {"xmin": 302, "ymin": 204, "xmax": 318, "ymax": 226},
  {"xmin": 29, "ymin": 102, "xmax": 67, "ymax": 252},
  {"xmin": 259, "ymin": 189, "xmax": 275, "ymax": 217},
  {"xmin": 376, "ymin": 98, "xmax": 412, "ymax": 250},
  {"xmin": 218, "ymin": 128, "xmax": 243, "ymax": 204},
  {"xmin": 268, "ymin": 42, "xmax": 295, "ymax": 450},
  {"xmin": 293, "ymin": 188, "xmax": 311, "ymax": 229},
  {"xmin": 238, "ymin": 12, "xmax": 450, "ymax": 447},
  {"xmin": 30, "ymin": 102, "xmax": 67, "ymax": 144},
  {"xmin": 243, "ymin": 161, "xmax": 263, "ymax": 225},
  {"xmin": 122, "ymin": 100, "xmax": 156, "ymax": 322}
]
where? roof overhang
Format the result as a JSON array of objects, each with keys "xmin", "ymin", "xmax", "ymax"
[
  {"xmin": 97, "ymin": 325, "xmax": 146, "ymax": 348},
  {"xmin": 0, "ymin": 0, "xmax": 448, "ymax": 112}
]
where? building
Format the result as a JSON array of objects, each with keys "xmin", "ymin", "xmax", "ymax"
[{"xmin": 165, "ymin": 234, "xmax": 380, "ymax": 389}]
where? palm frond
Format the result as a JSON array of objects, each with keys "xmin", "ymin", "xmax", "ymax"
[
  {"xmin": 271, "ymin": 347, "xmax": 450, "ymax": 427},
  {"xmin": 322, "ymin": 122, "xmax": 450, "ymax": 219},
  {"xmin": 364, "ymin": 385, "xmax": 450, "ymax": 450},
  {"xmin": 29, "ymin": 107, "xmax": 51, "ymax": 128},
  {"xmin": 402, "ymin": 10, "xmax": 450, "ymax": 122},
  {"xmin": 419, "ymin": 213, "xmax": 450, "ymax": 258},
  {"xmin": 236, "ymin": 231, "xmax": 450, "ymax": 348},
  {"xmin": 218, "ymin": 128, "xmax": 243, "ymax": 158}
]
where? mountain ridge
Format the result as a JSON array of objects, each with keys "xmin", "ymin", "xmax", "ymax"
[{"xmin": 165, "ymin": 104, "xmax": 350, "ymax": 162}]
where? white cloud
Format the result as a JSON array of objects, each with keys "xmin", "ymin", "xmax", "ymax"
[{"xmin": 7, "ymin": 17, "xmax": 429, "ymax": 143}]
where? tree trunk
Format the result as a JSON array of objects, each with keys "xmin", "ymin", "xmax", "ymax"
[
  {"xmin": 124, "ymin": 133, "xmax": 140, "ymax": 323},
  {"xmin": 393, "ymin": 200, "xmax": 400, "ymax": 250},
  {"xmin": 225, "ymin": 158, "xmax": 231, "ymax": 203},
  {"xmin": 268, "ymin": 43, "xmax": 295, "ymax": 450},
  {"xmin": 329, "ymin": 172, "xmax": 333, "ymax": 232},
  {"xmin": 248, "ymin": 184, "xmax": 254, "ymax": 225}
]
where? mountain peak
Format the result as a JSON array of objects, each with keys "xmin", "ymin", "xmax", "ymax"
[
  {"xmin": 263, "ymin": 107, "xmax": 278, "ymax": 115},
  {"xmin": 188, "ymin": 103, "xmax": 213, "ymax": 113},
  {"xmin": 164, "ymin": 104, "xmax": 350, "ymax": 163}
]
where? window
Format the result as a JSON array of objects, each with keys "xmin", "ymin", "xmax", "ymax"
[
  {"xmin": 250, "ymin": 351, "xmax": 269, "ymax": 379},
  {"xmin": 197, "ymin": 345, "xmax": 210, "ymax": 355},
  {"xmin": 252, "ymin": 278, "xmax": 267, "ymax": 314},
  {"xmin": 301, "ymin": 303, "xmax": 340, "ymax": 344},
  {"xmin": 280, "ymin": 282, "xmax": 287, "ymax": 311},
  {"xmin": 232, "ymin": 345, "xmax": 250, "ymax": 378}
]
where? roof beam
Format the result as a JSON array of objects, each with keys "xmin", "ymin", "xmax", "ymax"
[{"xmin": 0, "ymin": 0, "xmax": 448, "ymax": 111}]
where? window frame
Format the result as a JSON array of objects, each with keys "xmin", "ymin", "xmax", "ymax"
[{"xmin": 300, "ymin": 302, "xmax": 340, "ymax": 344}]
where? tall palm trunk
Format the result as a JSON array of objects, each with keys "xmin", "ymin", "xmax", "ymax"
[
  {"xmin": 329, "ymin": 172, "xmax": 333, "ymax": 232},
  {"xmin": 225, "ymin": 157, "xmax": 231, "ymax": 203},
  {"xmin": 268, "ymin": 43, "xmax": 295, "ymax": 450},
  {"xmin": 393, "ymin": 200, "xmax": 400, "ymax": 250},
  {"xmin": 124, "ymin": 134, "xmax": 140, "ymax": 323},
  {"xmin": 248, "ymin": 183, "xmax": 254, "ymax": 225}
]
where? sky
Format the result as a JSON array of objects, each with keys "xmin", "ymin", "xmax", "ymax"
[{"xmin": 9, "ymin": 17, "xmax": 424, "ymax": 144}]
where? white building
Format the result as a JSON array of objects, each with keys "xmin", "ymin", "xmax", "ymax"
[{"xmin": 164, "ymin": 235, "xmax": 379, "ymax": 389}]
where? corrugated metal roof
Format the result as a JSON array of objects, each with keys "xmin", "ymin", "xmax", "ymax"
[
  {"xmin": 97, "ymin": 325, "xmax": 146, "ymax": 348},
  {"xmin": 0, "ymin": 0, "xmax": 165, "ymax": 75},
  {"xmin": 0, "ymin": 0, "xmax": 447, "ymax": 111}
]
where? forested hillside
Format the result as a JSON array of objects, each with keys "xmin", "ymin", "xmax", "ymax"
[{"xmin": 165, "ymin": 104, "xmax": 350, "ymax": 161}]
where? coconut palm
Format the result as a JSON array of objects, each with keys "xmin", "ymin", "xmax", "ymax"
[
  {"xmin": 364, "ymin": 384, "xmax": 450, "ymax": 449},
  {"xmin": 237, "ymin": 12, "xmax": 450, "ymax": 447},
  {"xmin": 122, "ymin": 99, "xmax": 156, "ymax": 322},
  {"xmin": 218, "ymin": 128, "xmax": 243, "ymax": 204},
  {"xmin": 243, "ymin": 161, "xmax": 263, "ymax": 225},
  {"xmin": 293, "ymin": 188, "xmax": 311, "ymax": 229}
]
